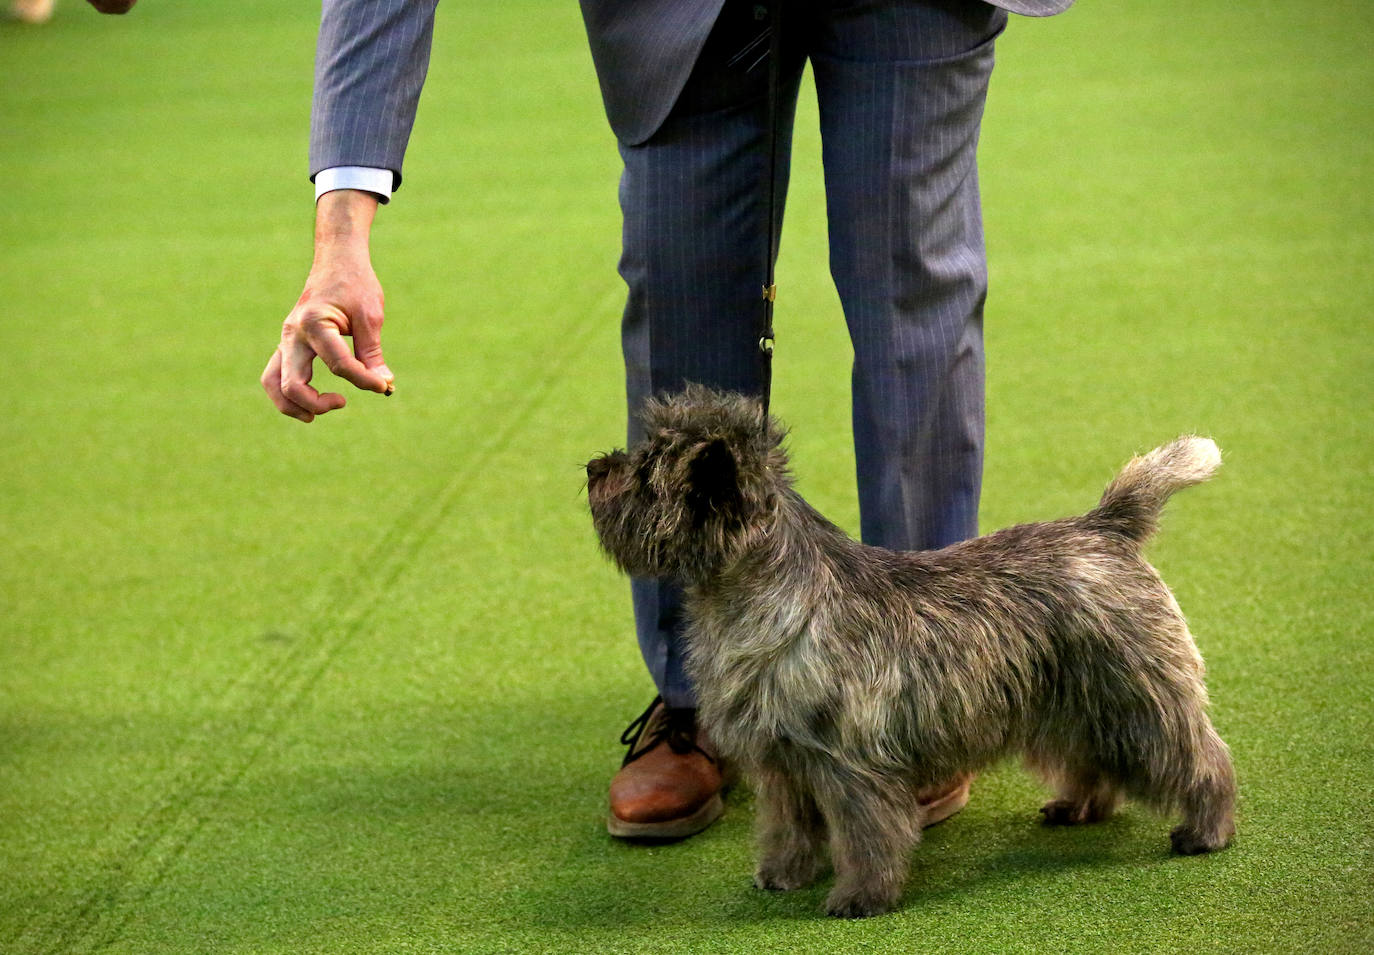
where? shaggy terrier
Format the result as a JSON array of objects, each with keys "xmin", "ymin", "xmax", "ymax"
[{"xmin": 586, "ymin": 386, "xmax": 1235, "ymax": 918}]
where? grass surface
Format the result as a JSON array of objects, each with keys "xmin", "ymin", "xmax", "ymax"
[{"xmin": 2, "ymin": 1, "xmax": 1371, "ymax": 952}]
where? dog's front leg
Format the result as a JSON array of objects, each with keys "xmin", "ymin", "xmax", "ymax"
[
  {"xmin": 752, "ymin": 765, "xmax": 828, "ymax": 891},
  {"xmin": 816, "ymin": 778, "xmax": 920, "ymax": 918}
]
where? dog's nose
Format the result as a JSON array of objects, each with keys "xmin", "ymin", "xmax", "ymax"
[{"xmin": 587, "ymin": 450, "xmax": 630, "ymax": 488}]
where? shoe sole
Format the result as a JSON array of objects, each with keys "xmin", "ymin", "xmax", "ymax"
[{"xmin": 607, "ymin": 792, "xmax": 725, "ymax": 841}]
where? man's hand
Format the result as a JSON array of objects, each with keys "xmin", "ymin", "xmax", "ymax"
[
  {"xmin": 261, "ymin": 190, "xmax": 394, "ymax": 423},
  {"xmin": 87, "ymin": 0, "xmax": 137, "ymax": 12}
]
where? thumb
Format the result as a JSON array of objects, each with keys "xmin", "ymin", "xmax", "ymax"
[{"xmin": 351, "ymin": 317, "xmax": 394, "ymax": 392}]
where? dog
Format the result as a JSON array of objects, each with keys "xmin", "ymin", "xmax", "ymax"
[{"xmin": 585, "ymin": 385, "xmax": 1235, "ymax": 918}]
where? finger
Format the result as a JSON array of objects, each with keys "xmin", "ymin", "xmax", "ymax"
[
  {"xmin": 301, "ymin": 314, "xmax": 391, "ymax": 394},
  {"xmin": 349, "ymin": 312, "xmax": 394, "ymax": 385},
  {"xmin": 260, "ymin": 349, "xmax": 316, "ymax": 422},
  {"xmin": 279, "ymin": 338, "xmax": 346, "ymax": 416}
]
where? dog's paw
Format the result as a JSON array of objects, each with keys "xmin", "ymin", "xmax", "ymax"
[
  {"xmin": 1039, "ymin": 798, "xmax": 1109, "ymax": 826},
  {"xmin": 754, "ymin": 872, "xmax": 805, "ymax": 892},
  {"xmin": 1040, "ymin": 799, "xmax": 1086, "ymax": 825},
  {"xmin": 1170, "ymin": 824, "xmax": 1232, "ymax": 855},
  {"xmin": 824, "ymin": 886, "xmax": 898, "ymax": 919},
  {"xmin": 754, "ymin": 858, "xmax": 821, "ymax": 892}
]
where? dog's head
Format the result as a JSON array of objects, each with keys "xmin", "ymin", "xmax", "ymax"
[{"xmin": 586, "ymin": 385, "xmax": 790, "ymax": 583}]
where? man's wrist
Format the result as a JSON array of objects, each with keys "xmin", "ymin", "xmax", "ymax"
[{"xmin": 313, "ymin": 189, "xmax": 378, "ymax": 260}]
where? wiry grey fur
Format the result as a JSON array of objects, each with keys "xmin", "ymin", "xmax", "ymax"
[{"xmin": 586, "ymin": 385, "xmax": 1236, "ymax": 918}]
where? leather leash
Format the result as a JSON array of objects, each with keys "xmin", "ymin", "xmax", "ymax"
[{"xmin": 758, "ymin": 0, "xmax": 784, "ymax": 424}]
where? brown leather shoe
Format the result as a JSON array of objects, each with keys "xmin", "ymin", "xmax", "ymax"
[{"xmin": 608, "ymin": 697, "xmax": 726, "ymax": 840}]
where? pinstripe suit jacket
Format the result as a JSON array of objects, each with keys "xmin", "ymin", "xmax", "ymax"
[
  {"xmin": 580, "ymin": 0, "xmax": 1073, "ymax": 145},
  {"xmin": 309, "ymin": 0, "xmax": 1073, "ymax": 185}
]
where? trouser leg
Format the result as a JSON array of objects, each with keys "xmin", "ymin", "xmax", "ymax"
[
  {"xmin": 813, "ymin": 0, "xmax": 1005, "ymax": 551},
  {"xmin": 616, "ymin": 1, "xmax": 805, "ymax": 708}
]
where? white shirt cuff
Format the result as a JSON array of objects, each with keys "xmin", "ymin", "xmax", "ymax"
[{"xmin": 315, "ymin": 166, "xmax": 393, "ymax": 204}]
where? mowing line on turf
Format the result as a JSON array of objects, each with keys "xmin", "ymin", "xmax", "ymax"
[{"xmin": 11, "ymin": 285, "xmax": 624, "ymax": 955}]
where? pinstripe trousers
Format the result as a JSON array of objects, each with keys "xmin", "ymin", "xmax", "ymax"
[{"xmin": 620, "ymin": 0, "xmax": 1007, "ymax": 708}]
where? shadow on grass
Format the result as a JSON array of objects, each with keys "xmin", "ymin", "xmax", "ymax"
[
  {"xmin": 5, "ymin": 688, "xmax": 1238, "ymax": 951},
  {"xmin": 499, "ymin": 775, "xmax": 1184, "ymax": 930},
  {"xmin": 232, "ymin": 695, "xmax": 1215, "ymax": 939}
]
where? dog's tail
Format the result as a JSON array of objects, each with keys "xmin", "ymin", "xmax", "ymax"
[{"xmin": 1089, "ymin": 436, "xmax": 1221, "ymax": 544}]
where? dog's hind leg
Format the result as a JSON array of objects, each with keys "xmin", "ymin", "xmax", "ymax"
[
  {"xmin": 1038, "ymin": 768, "xmax": 1124, "ymax": 825},
  {"xmin": 814, "ymin": 776, "xmax": 921, "ymax": 918},
  {"xmin": 753, "ymin": 765, "xmax": 828, "ymax": 891},
  {"xmin": 1027, "ymin": 750, "xmax": 1123, "ymax": 825},
  {"xmin": 1168, "ymin": 725, "xmax": 1236, "ymax": 854}
]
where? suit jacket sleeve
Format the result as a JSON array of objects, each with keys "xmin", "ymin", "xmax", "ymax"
[{"xmin": 309, "ymin": 0, "xmax": 440, "ymax": 192}]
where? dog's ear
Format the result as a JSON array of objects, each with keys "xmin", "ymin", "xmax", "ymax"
[{"xmin": 685, "ymin": 438, "xmax": 743, "ymax": 525}]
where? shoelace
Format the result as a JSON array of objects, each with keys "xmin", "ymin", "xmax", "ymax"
[{"xmin": 619, "ymin": 695, "xmax": 717, "ymax": 767}]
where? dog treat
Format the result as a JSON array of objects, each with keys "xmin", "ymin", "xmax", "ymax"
[{"xmin": 587, "ymin": 385, "xmax": 1235, "ymax": 918}]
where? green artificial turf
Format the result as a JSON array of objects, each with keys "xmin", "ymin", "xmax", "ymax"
[{"xmin": 2, "ymin": 1, "xmax": 1371, "ymax": 952}]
